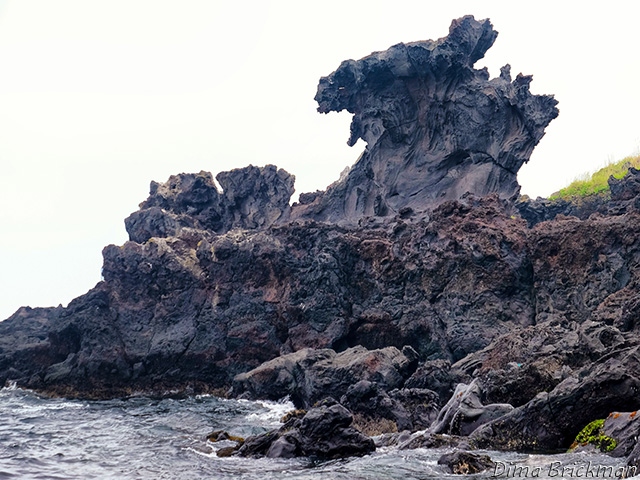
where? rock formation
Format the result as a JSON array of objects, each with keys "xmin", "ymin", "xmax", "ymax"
[
  {"xmin": 230, "ymin": 345, "xmax": 419, "ymax": 409},
  {"xmin": 125, "ymin": 165, "xmax": 295, "ymax": 243},
  {"xmin": 428, "ymin": 379, "xmax": 513, "ymax": 436},
  {"xmin": 4, "ymin": 14, "xmax": 640, "ymax": 465},
  {"xmin": 293, "ymin": 15, "xmax": 558, "ymax": 222},
  {"xmin": 236, "ymin": 397, "xmax": 375, "ymax": 459}
]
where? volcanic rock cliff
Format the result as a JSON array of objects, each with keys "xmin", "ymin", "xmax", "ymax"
[{"xmin": 2, "ymin": 15, "xmax": 640, "ymax": 460}]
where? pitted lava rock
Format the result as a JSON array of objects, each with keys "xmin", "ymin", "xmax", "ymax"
[{"xmin": 3, "ymin": 15, "xmax": 640, "ymax": 465}]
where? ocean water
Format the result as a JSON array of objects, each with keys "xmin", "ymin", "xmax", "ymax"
[{"xmin": 0, "ymin": 384, "xmax": 634, "ymax": 480}]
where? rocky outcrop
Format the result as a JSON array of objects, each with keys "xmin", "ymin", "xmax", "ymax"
[
  {"xmin": 230, "ymin": 345, "xmax": 419, "ymax": 409},
  {"xmin": 0, "ymin": 16, "xmax": 556, "ymax": 399},
  {"xmin": 468, "ymin": 346, "xmax": 640, "ymax": 452},
  {"xmin": 0, "ymin": 192, "xmax": 538, "ymax": 398},
  {"xmin": 236, "ymin": 398, "xmax": 375, "ymax": 459},
  {"xmin": 125, "ymin": 165, "xmax": 295, "ymax": 243},
  {"xmin": 293, "ymin": 15, "xmax": 557, "ymax": 222}
]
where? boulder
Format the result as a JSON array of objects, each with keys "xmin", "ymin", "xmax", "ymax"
[
  {"xmin": 231, "ymin": 345, "xmax": 419, "ymax": 409},
  {"xmin": 388, "ymin": 387, "xmax": 441, "ymax": 431},
  {"xmin": 429, "ymin": 379, "xmax": 513, "ymax": 436},
  {"xmin": 339, "ymin": 380, "xmax": 440, "ymax": 432},
  {"xmin": 469, "ymin": 347, "xmax": 640, "ymax": 452},
  {"xmin": 437, "ymin": 451, "xmax": 495, "ymax": 475},
  {"xmin": 237, "ymin": 398, "xmax": 375, "ymax": 459},
  {"xmin": 603, "ymin": 411, "xmax": 640, "ymax": 457}
]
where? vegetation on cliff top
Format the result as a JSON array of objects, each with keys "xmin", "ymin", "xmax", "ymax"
[{"xmin": 550, "ymin": 155, "xmax": 640, "ymax": 200}]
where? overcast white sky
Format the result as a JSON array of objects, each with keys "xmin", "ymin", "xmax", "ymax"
[{"xmin": 0, "ymin": 1, "xmax": 639, "ymax": 320}]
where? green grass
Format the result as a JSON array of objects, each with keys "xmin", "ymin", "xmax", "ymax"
[{"xmin": 550, "ymin": 155, "xmax": 640, "ymax": 200}]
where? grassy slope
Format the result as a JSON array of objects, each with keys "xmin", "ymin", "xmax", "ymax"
[{"xmin": 550, "ymin": 155, "xmax": 640, "ymax": 200}]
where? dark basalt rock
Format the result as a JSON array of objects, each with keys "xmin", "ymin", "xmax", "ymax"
[
  {"xmin": 468, "ymin": 346, "xmax": 640, "ymax": 452},
  {"xmin": 428, "ymin": 379, "xmax": 513, "ymax": 436},
  {"xmin": 387, "ymin": 387, "xmax": 441, "ymax": 431},
  {"xmin": 4, "ymin": 17, "xmax": 640, "ymax": 460},
  {"xmin": 230, "ymin": 345, "xmax": 419, "ymax": 410},
  {"xmin": 339, "ymin": 380, "xmax": 440, "ymax": 432},
  {"xmin": 602, "ymin": 411, "xmax": 640, "ymax": 458},
  {"xmin": 293, "ymin": 15, "xmax": 557, "ymax": 223},
  {"xmin": 453, "ymin": 320, "xmax": 630, "ymax": 409},
  {"xmin": 126, "ymin": 165, "xmax": 294, "ymax": 242},
  {"xmin": 404, "ymin": 359, "xmax": 470, "ymax": 404},
  {"xmin": 397, "ymin": 431, "xmax": 467, "ymax": 450},
  {"xmin": 0, "ymin": 193, "xmax": 537, "ymax": 398},
  {"xmin": 0, "ymin": 16, "xmax": 550, "ymax": 399},
  {"xmin": 437, "ymin": 450, "xmax": 495, "ymax": 475},
  {"xmin": 236, "ymin": 398, "xmax": 375, "ymax": 459}
]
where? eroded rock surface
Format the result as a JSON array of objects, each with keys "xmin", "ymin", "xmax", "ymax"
[
  {"xmin": 3, "ymin": 15, "xmax": 640, "ymax": 462},
  {"xmin": 236, "ymin": 398, "xmax": 375, "ymax": 459},
  {"xmin": 125, "ymin": 165, "xmax": 294, "ymax": 243},
  {"xmin": 230, "ymin": 345, "xmax": 419, "ymax": 410},
  {"xmin": 293, "ymin": 15, "xmax": 557, "ymax": 222},
  {"xmin": 469, "ymin": 347, "xmax": 640, "ymax": 452},
  {"xmin": 428, "ymin": 379, "xmax": 513, "ymax": 436}
]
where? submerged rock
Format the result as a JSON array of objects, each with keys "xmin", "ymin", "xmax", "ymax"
[{"xmin": 437, "ymin": 450, "xmax": 495, "ymax": 475}]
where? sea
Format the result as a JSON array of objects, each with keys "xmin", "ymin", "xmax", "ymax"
[{"xmin": 0, "ymin": 384, "xmax": 636, "ymax": 480}]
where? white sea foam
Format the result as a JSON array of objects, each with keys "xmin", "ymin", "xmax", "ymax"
[
  {"xmin": 245, "ymin": 397, "xmax": 295, "ymax": 426},
  {"xmin": 2, "ymin": 380, "xmax": 18, "ymax": 391}
]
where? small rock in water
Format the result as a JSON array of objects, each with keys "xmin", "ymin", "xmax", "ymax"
[
  {"xmin": 206, "ymin": 430, "xmax": 244, "ymax": 444},
  {"xmin": 237, "ymin": 398, "xmax": 375, "ymax": 459},
  {"xmin": 437, "ymin": 451, "xmax": 495, "ymax": 474}
]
